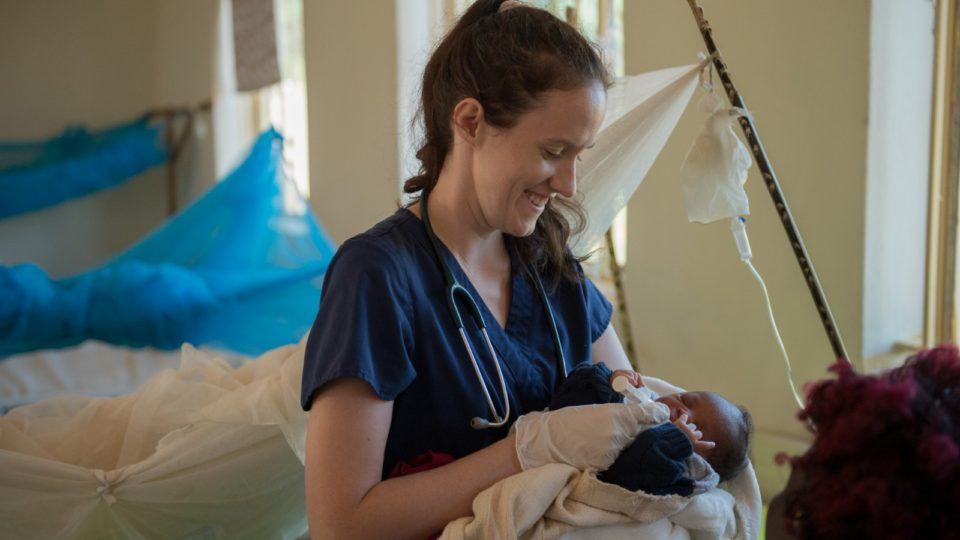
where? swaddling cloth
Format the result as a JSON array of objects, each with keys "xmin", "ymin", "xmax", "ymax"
[
  {"xmin": 442, "ymin": 372, "xmax": 745, "ymax": 539},
  {"xmin": 443, "ymin": 396, "xmax": 732, "ymax": 540}
]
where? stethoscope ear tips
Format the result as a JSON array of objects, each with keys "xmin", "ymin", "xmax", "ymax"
[{"xmin": 470, "ymin": 417, "xmax": 489, "ymax": 430}]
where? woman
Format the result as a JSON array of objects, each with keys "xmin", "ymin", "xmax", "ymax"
[{"xmin": 301, "ymin": 2, "xmax": 642, "ymax": 537}]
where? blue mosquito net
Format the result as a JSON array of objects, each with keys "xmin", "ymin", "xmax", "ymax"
[
  {"xmin": 0, "ymin": 116, "xmax": 168, "ymax": 219},
  {"xmin": 1, "ymin": 129, "xmax": 336, "ymax": 357}
]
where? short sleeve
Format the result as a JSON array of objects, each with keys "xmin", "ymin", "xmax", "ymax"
[
  {"xmin": 300, "ymin": 238, "xmax": 416, "ymax": 410},
  {"xmin": 581, "ymin": 270, "xmax": 613, "ymax": 343}
]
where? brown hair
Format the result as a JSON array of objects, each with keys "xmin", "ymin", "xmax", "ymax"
[{"xmin": 403, "ymin": 0, "xmax": 613, "ymax": 284}]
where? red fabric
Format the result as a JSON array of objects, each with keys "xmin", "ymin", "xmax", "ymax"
[
  {"xmin": 387, "ymin": 451, "xmax": 457, "ymax": 540},
  {"xmin": 387, "ymin": 450, "xmax": 456, "ymax": 478}
]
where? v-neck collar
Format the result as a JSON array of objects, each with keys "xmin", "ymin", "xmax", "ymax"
[
  {"xmin": 435, "ymin": 234, "xmax": 527, "ymax": 338},
  {"xmin": 400, "ymin": 207, "xmax": 534, "ymax": 350}
]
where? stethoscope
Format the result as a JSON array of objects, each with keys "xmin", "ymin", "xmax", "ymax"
[{"xmin": 420, "ymin": 189, "xmax": 567, "ymax": 430}]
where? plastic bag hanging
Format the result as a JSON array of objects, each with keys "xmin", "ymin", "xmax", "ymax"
[{"xmin": 680, "ymin": 90, "xmax": 753, "ymax": 224}]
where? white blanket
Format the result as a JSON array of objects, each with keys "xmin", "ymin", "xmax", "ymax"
[
  {"xmin": 441, "ymin": 376, "xmax": 761, "ymax": 540},
  {"xmin": 441, "ymin": 463, "xmax": 745, "ymax": 539}
]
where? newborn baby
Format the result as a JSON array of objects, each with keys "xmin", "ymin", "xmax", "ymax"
[{"xmin": 549, "ymin": 363, "xmax": 753, "ymax": 495}]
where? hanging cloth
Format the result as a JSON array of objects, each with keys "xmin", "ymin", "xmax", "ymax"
[{"xmin": 569, "ymin": 61, "xmax": 707, "ymax": 255}]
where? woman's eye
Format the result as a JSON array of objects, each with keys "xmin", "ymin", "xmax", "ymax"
[{"xmin": 543, "ymin": 149, "xmax": 564, "ymax": 159}]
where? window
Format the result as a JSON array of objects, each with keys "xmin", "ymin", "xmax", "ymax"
[{"xmin": 255, "ymin": 0, "xmax": 310, "ymax": 208}]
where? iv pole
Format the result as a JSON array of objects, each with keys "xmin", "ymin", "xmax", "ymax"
[{"xmin": 686, "ymin": 0, "xmax": 852, "ymax": 366}]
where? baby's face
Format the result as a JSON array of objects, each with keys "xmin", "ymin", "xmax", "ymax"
[{"xmin": 656, "ymin": 391, "xmax": 740, "ymax": 452}]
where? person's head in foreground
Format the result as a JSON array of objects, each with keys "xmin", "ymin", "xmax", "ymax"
[
  {"xmin": 768, "ymin": 345, "xmax": 960, "ymax": 539},
  {"xmin": 656, "ymin": 390, "xmax": 753, "ymax": 482}
]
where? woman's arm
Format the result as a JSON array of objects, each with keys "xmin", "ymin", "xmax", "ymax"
[
  {"xmin": 305, "ymin": 378, "xmax": 521, "ymax": 540},
  {"xmin": 590, "ymin": 323, "xmax": 633, "ymax": 372}
]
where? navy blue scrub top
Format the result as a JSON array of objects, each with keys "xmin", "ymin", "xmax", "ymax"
[{"xmin": 300, "ymin": 208, "xmax": 613, "ymax": 480}]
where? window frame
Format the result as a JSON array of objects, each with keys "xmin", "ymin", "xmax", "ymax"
[{"xmin": 924, "ymin": 0, "xmax": 960, "ymax": 348}]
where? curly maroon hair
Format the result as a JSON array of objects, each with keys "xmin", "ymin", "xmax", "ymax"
[{"xmin": 782, "ymin": 345, "xmax": 960, "ymax": 539}]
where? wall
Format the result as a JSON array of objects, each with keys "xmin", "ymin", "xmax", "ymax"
[
  {"xmin": 622, "ymin": 0, "xmax": 870, "ymax": 498},
  {"xmin": 154, "ymin": 0, "xmax": 218, "ymax": 203},
  {"xmin": 303, "ymin": 0, "xmax": 401, "ymax": 243},
  {"xmin": 0, "ymin": 0, "xmax": 164, "ymax": 277},
  {"xmin": 0, "ymin": 0, "xmax": 218, "ymax": 277}
]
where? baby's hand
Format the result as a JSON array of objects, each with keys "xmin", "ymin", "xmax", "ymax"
[
  {"xmin": 609, "ymin": 369, "xmax": 644, "ymax": 388},
  {"xmin": 672, "ymin": 413, "xmax": 717, "ymax": 453}
]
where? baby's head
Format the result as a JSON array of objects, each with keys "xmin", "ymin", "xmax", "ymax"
[{"xmin": 656, "ymin": 391, "xmax": 753, "ymax": 482}]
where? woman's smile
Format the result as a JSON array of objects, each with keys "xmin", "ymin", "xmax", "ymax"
[{"xmin": 523, "ymin": 189, "xmax": 550, "ymax": 212}]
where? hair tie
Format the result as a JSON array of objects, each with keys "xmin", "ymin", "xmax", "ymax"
[{"xmin": 498, "ymin": 0, "xmax": 525, "ymax": 13}]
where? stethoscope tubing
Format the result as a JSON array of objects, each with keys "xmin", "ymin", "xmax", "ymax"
[{"xmin": 420, "ymin": 189, "xmax": 566, "ymax": 429}]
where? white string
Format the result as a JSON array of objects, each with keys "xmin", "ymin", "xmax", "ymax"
[{"xmin": 742, "ymin": 258, "xmax": 805, "ymax": 410}]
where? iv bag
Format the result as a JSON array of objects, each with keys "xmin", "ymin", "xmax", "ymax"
[{"xmin": 679, "ymin": 91, "xmax": 753, "ymax": 224}]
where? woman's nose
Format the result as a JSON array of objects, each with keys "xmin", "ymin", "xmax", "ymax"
[{"xmin": 550, "ymin": 159, "xmax": 577, "ymax": 198}]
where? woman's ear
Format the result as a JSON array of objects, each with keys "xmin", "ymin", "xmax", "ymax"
[{"xmin": 451, "ymin": 97, "xmax": 484, "ymax": 146}]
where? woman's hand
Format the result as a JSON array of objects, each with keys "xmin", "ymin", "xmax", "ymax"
[
  {"xmin": 512, "ymin": 401, "xmax": 667, "ymax": 472},
  {"xmin": 609, "ymin": 368, "xmax": 644, "ymax": 388},
  {"xmin": 671, "ymin": 412, "xmax": 716, "ymax": 452}
]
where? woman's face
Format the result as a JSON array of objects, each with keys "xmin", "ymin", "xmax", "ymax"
[{"xmin": 471, "ymin": 81, "xmax": 606, "ymax": 237}]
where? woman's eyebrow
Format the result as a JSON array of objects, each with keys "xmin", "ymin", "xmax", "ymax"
[{"xmin": 544, "ymin": 138, "xmax": 597, "ymax": 150}]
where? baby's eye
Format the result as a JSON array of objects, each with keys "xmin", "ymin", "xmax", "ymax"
[{"xmin": 543, "ymin": 148, "xmax": 564, "ymax": 159}]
